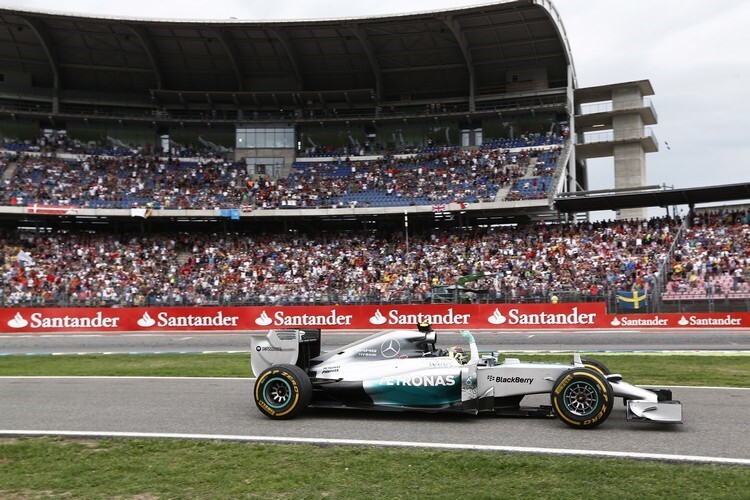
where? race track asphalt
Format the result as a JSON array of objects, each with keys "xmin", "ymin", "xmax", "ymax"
[
  {"xmin": 1, "ymin": 329, "xmax": 748, "ymax": 464},
  {"xmin": 1, "ymin": 377, "xmax": 749, "ymax": 464}
]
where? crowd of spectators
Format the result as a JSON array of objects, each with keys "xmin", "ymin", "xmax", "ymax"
[
  {"xmin": 1, "ymin": 155, "xmax": 249, "ymax": 210},
  {"xmin": 2, "ymin": 131, "xmax": 746, "ymax": 309},
  {"xmin": 481, "ymin": 131, "xmax": 566, "ymax": 150},
  {"xmin": 3, "ymin": 134, "xmax": 143, "ymax": 157},
  {"xmin": 249, "ymin": 146, "xmax": 548, "ymax": 209},
  {"xmin": 663, "ymin": 209, "xmax": 750, "ymax": 298},
  {"xmin": 301, "ymin": 131, "xmax": 566, "ymax": 159},
  {"xmin": 5, "ymin": 214, "xmax": 740, "ymax": 308},
  {"xmin": 1, "ymin": 142, "xmax": 563, "ymax": 210},
  {"xmin": 1, "ymin": 135, "xmax": 224, "ymax": 158}
]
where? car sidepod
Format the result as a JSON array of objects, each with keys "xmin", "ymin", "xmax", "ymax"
[{"xmin": 362, "ymin": 365, "xmax": 463, "ymax": 408}]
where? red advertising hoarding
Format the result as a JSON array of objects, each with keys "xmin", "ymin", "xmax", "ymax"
[{"xmin": 0, "ymin": 304, "xmax": 748, "ymax": 334}]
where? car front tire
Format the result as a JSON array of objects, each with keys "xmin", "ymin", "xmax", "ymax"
[
  {"xmin": 581, "ymin": 357, "xmax": 610, "ymax": 376},
  {"xmin": 551, "ymin": 367, "xmax": 613, "ymax": 429}
]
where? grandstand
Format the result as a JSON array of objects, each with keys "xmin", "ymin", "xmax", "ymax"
[{"xmin": 0, "ymin": 2, "xmax": 748, "ymax": 315}]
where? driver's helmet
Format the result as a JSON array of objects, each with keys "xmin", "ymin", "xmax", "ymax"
[
  {"xmin": 417, "ymin": 321, "xmax": 433, "ymax": 333},
  {"xmin": 448, "ymin": 345, "xmax": 467, "ymax": 364}
]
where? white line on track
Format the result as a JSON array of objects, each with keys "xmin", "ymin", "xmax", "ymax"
[
  {"xmin": 0, "ymin": 430, "xmax": 748, "ymax": 466},
  {"xmin": 2, "ymin": 349, "xmax": 748, "ymax": 356},
  {"xmin": 651, "ymin": 384, "xmax": 750, "ymax": 390},
  {"xmin": 496, "ymin": 350, "xmax": 750, "ymax": 355},
  {"xmin": 20, "ymin": 334, "xmax": 106, "ymax": 338},
  {"xmin": 0, "ymin": 350, "xmax": 255, "ymax": 356}
]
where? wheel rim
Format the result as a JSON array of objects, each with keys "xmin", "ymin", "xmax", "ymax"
[
  {"xmin": 563, "ymin": 381, "xmax": 599, "ymax": 416},
  {"xmin": 263, "ymin": 376, "xmax": 293, "ymax": 409}
]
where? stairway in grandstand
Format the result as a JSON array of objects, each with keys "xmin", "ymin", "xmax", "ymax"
[
  {"xmin": 176, "ymin": 250, "xmax": 193, "ymax": 266},
  {"xmin": 493, "ymin": 158, "xmax": 539, "ymax": 202},
  {"xmin": 1, "ymin": 160, "xmax": 17, "ymax": 181}
]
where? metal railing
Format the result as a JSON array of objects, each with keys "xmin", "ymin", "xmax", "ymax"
[
  {"xmin": 2, "ymin": 284, "xmax": 747, "ymax": 313},
  {"xmin": 659, "ymin": 293, "xmax": 750, "ymax": 314},
  {"xmin": 578, "ymin": 127, "xmax": 658, "ymax": 145},
  {"xmin": 547, "ymin": 139, "xmax": 571, "ymax": 204},
  {"xmin": 579, "ymin": 98, "xmax": 657, "ymax": 121}
]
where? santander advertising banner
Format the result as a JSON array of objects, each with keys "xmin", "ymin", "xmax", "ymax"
[{"xmin": 0, "ymin": 303, "xmax": 748, "ymax": 334}]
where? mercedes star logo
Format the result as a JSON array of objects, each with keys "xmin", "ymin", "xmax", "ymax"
[{"xmin": 380, "ymin": 338, "xmax": 401, "ymax": 358}]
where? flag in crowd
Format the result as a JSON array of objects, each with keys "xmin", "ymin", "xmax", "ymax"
[
  {"xmin": 130, "ymin": 207, "xmax": 153, "ymax": 218},
  {"xmin": 617, "ymin": 290, "xmax": 648, "ymax": 310},
  {"xmin": 220, "ymin": 209, "xmax": 241, "ymax": 220},
  {"xmin": 16, "ymin": 250, "xmax": 35, "ymax": 266}
]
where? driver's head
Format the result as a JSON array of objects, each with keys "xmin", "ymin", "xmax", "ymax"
[
  {"xmin": 448, "ymin": 345, "xmax": 468, "ymax": 364},
  {"xmin": 417, "ymin": 321, "xmax": 433, "ymax": 333}
]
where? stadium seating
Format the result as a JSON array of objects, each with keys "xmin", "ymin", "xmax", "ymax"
[{"xmin": 1, "ymin": 132, "xmax": 568, "ymax": 211}]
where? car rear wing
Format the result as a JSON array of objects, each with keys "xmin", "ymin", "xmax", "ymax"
[{"xmin": 250, "ymin": 329, "xmax": 321, "ymax": 375}]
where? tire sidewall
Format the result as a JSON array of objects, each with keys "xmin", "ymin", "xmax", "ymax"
[
  {"xmin": 581, "ymin": 358, "xmax": 610, "ymax": 376},
  {"xmin": 551, "ymin": 367, "xmax": 613, "ymax": 429}
]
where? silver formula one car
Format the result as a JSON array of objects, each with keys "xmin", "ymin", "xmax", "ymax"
[{"xmin": 250, "ymin": 325, "xmax": 682, "ymax": 429}]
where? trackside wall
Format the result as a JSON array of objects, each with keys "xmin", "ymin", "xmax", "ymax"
[{"xmin": 0, "ymin": 303, "xmax": 748, "ymax": 334}]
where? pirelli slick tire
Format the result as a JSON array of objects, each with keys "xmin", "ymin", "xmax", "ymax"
[
  {"xmin": 581, "ymin": 358, "xmax": 610, "ymax": 376},
  {"xmin": 254, "ymin": 364, "xmax": 312, "ymax": 419},
  {"xmin": 551, "ymin": 368, "xmax": 613, "ymax": 429}
]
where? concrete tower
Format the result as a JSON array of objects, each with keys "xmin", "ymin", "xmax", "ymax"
[{"xmin": 574, "ymin": 81, "xmax": 659, "ymax": 220}]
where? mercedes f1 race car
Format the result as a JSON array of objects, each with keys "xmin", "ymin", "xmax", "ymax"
[{"xmin": 250, "ymin": 326, "xmax": 683, "ymax": 429}]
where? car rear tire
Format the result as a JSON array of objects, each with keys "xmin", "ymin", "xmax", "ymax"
[
  {"xmin": 551, "ymin": 368, "xmax": 613, "ymax": 429},
  {"xmin": 254, "ymin": 364, "xmax": 312, "ymax": 419}
]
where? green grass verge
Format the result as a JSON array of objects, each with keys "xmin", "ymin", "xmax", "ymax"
[
  {"xmin": 1, "ymin": 353, "xmax": 748, "ymax": 496},
  {"xmin": 0, "ymin": 437, "xmax": 748, "ymax": 499},
  {"xmin": 502, "ymin": 353, "xmax": 750, "ymax": 388},
  {"xmin": 0, "ymin": 352, "xmax": 748, "ymax": 387},
  {"xmin": 0, "ymin": 353, "xmax": 250, "ymax": 378}
]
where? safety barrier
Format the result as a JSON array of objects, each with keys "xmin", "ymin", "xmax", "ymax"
[{"xmin": 1, "ymin": 303, "xmax": 747, "ymax": 334}]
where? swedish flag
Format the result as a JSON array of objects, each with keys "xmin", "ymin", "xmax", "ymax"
[{"xmin": 617, "ymin": 290, "xmax": 647, "ymax": 310}]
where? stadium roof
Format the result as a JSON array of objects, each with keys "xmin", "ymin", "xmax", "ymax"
[
  {"xmin": 553, "ymin": 183, "xmax": 750, "ymax": 213},
  {"xmin": 0, "ymin": 0, "xmax": 574, "ymax": 103}
]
